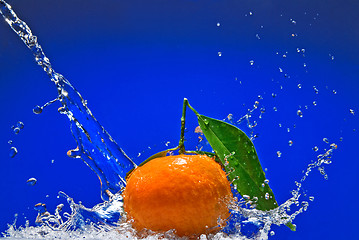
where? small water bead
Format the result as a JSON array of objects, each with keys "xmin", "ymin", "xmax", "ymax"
[
  {"xmin": 279, "ymin": 67, "xmax": 283, "ymax": 73},
  {"xmin": 287, "ymin": 128, "xmax": 290, "ymax": 133},
  {"xmin": 217, "ymin": 52, "xmax": 222, "ymax": 57},
  {"xmin": 288, "ymin": 140, "xmax": 293, "ymax": 146},
  {"xmin": 264, "ymin": 179, "xmax": 269, "ymax": 184},
  {"xmin": 26, "ymin": 178, "xmax": 37, "ymax": 186},
  {"xmin": 17, "ymin": 121, "xmax": 24, "ymax": 129},
  {"xmin": 313, "ymin": 101, "xmax": 317, "ymax": 106},
  {"xmin": 271, "ymin": 93, "xmax": 276, "ymax": 97},
  {"xmin": 9, "ymin": 147, "xmax": 18, "ymax": 158},
  {"xmin": 8, "ymin": 140, "xmax": 12, "ymax": 144},
  {"xmin": 297, "ymin": 84, "xmax": 302, "ymax": 89},
  {"xmin": 309, "ymin": 196, "xmax": 315, "ymax": 201},
  {"xmin": 249, "ymin": 11, "xmax": 253, "ymax": 15},
  {"xmin": 51, "ymin": 159, "xmax": 55, "ymax": 164},
  {"xmin": 265, "ymin": 192, "xmax": 270, "ymax": 200},
  {"xmin": 297, "ymin": 110, "xmax": 303, "ymax": 117},
  {"xmin": 270, "ymin": 231, "xmax": 275, "ymax": 236},
  {"xmin": 273, "ymin": 107, "xmax": 277, "ymax": 111},
  {"xmin": 303, "ymin": 63, "xmax": 307, "ymax": 67},
  {"xmin": 323, "ymin": 138, "xmax": 329, "ymax": 144},
  {"xmin": 313, "ymin": 146, "xmax": 319, "ymax": 152},
  {"xmin": 332, "ymin": 90, "xmax": 337, "ymax": 94},
  {"xmin": 313, "ymin": 86, "xmax": 319, "ymax": 94},
  {"xmin": 330, "ymin": 143, "xmax": 338, "ymax": 149},
  {"xmin": 249, "ymin": 60, "xmax": 254, "ymax": 65},
  {"xmin": 13, "ymin": 127, "xmax": 20, "ymax": 134},
  {"xmin": 216, "ymin": 22, "xmax": 220, "ymax": 27},
  {"xmin": 350, "ymin": 109, "xmax": 355, "ymax": 115},
  {"xmin": 33, "ymin": 105, "xmax": 43, "ymax": 114},
  {"xmin": 277, "ymin": 151, "xmax": 282, "ymax": 157},
  {"xmin": 243, "ymin": 195, "xmax": 250, "ymax": 200},
  {"xmin": 255, "ymin": 33, "xmax": 260, "ymax": 40}
]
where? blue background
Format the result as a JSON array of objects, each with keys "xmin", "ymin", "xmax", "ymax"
[{"xmin": 1, "ymin": 0, "xmax": 358, "ymax": 239}]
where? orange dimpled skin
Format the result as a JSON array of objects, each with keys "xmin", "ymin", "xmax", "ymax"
[{"xmin": 123, "ymin": 154, "xmax": 233, "ymax": 237}]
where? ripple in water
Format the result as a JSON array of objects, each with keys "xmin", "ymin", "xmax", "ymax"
[{"xmin": 0, "ymin": 1, "xmax": 339, "ymax": 239}]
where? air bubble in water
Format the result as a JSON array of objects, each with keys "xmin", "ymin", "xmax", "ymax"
[
  {"xmin": 350, "ymin": 109, "xmax": 355, "ymax": 115},
  {"xmin": 33, "ymin": 105, "xmax": 43, "ymax": 114},
  {"xmin": 297, "ymin": 110, "xmax": 303, "ymax": 117},
  {"xmin": 9, "ymin": 147, "xmax": 18, "ymax": 158},
  {"xmin": 313, "ymin": 146, "xmax": 319, "ymax": 151},
  {"xmin": 13, "ymin": 127, "xmax": 20, "ymax": 134},
  {"xmin": 323, "ymin": 138, "xmax": 329, "ymax": 144},
  {"xmin": 265, "ymin": 192, "xmax": 270, "ymax": 200},
  {"xmin": 277, "ymin": 151, "xmax": 282, "ymax": 157},
  {"xmin": 26, "ymin": 178, "xmax": 37, "ymax": 186},
  {"xmin": 288, "ymin": 140, "xmax": 293, "ymax": 146}
]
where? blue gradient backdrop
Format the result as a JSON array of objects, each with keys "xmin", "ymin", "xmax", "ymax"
[{"xmin": 0, "ymin": 0, "xmax": 358, "ymax": 239}]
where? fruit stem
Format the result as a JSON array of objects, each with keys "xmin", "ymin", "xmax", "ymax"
[{"xmin": 178, "ymin": 98, "xmax": 188, "ymax": 154}]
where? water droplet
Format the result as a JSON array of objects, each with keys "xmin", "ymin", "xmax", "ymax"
[
  {"xmin": 272, "ymin": 93, "xmax": 277, "ymax": 97},
  {"xmin": 323, "ymin": 138, "xmax": 329, "ymax": 144},
  {"xmin": 278, "ymin": 123, "xmax": 282, "ymax": 127},
  {"xmin": 33, "ymin": 105, "xmax": 43, "ymax": 114},
  {"xmin": 329, "ymin": 54, "xmax": 335, "ymax": 60},
  {"xmin": 297, "ymin": 84, "xmax": 302, "ymax": 89},
  {"xmin": 218, "ymin": 52, "xmax": 222, "ymax": 57},
  {"xmin": 313, "ymin": 101, "xmax": 317, "ymax": 106},
  {"xmin": 282, "ymin": 54, "xmax": 287, "ymax": 58},
  {"xmin": 261, "ymin": 183, "xmax": 265, "ymax": 188},
  {"xmin": 309, "ymin": 196, "xmax": 315, "ymax": 201},
  {"xmin": 8, "ymin": 140, "xmax": 13, "ymax": 144},
  {"xmin": 255, "ymin": 33, "xmax": 260, "ymax": 40},
  {"xmin": 264, "ymin": 179, "xmax": 269, "ymax": 184},
  {"xmin": 313, "ymin": 86, "xmax": 319, "ymax": 94},
  {"xmin": 13, "ymin": 127, "xmax": 20, "ymax": 134},
  {"xmin": 350, "ymin": 109, "xmax": 355, "ymax": 115},
  {"xmin": 313, "ymin": 146, "xmax": 319, "ymax": 152},
  {"xmin": 249, "ymin": 60, "xmax": 254, "ymax": 65},
  {"xmin": 287, "ymin": 128, "xmax": 290, "ymax": 133},
  {"xmin": 288, "ymin": 140, "xmax": 293, "ymax": 146},
  {"xmin": 17, "ymin": 121, "xmax": 24, "ymax": 129},
  {"xmin": 34, "ymin": 203, "xmax": 47, "ymax": 213},
  {"xmin": 258, "ymin": 95, "xmax": 263, "ymax": 100},
  {"xmin": 243, "ymin": 195, "xmax": 250, "ymax": 200},
  {"xmin": 9, "ymin": 147, "xmax": 18, "ymax": 158},
  {"xmin": 297, "ymin": 110, "xmax": 303, "ymax": 117},
  {"xmin": 303, "ymin": 63, "xmax": 307, "ymax": 67},
  {"xmin": 265, "ymin": 192, "xmax": 270, "ymax": 200},
  {"xmin": 270, "ymin": 231, "xmax": 275, "ymax": 236},
  {"xmin": 26, "ymin": 178, "xmax": 37, "ymax": 186},
  {"xmin": 249, "ymin": 11, "xmax": 253, "ymax": 15},
  {"xmin": 216, "ymin": 22, "xmax": 220, "ymax": 27},
  {"xmin": 277, "ymin": 151, "xmax": 282, "ymax": 157},
  {"xmin": 51, "ymin": 159, "xmax": 55, "ymax": 164},
  {"xmin": 330, "ymin": 143, "xmax": 337, "ymax": 149},
  {"xmin": 273, "ymin": 107, "xmax": 277, "ymax": 111},
  {"xmin": 332, "ymin": 90, "xmax": 337, "ymax": 94},
  {"xmin": 67, "ymin": 147, "xmax": 81, "ymax": 158}
]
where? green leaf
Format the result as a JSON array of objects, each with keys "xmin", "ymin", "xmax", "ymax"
[{"xmin": 194, "ymin": 114, "xmax": 278, "ymax": 211}]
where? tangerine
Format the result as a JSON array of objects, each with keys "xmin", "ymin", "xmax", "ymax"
[{"xmin": 123, "ymin": 154, "xmax": 233, "ymax": 237}]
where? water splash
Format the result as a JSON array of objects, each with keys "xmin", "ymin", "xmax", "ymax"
[
  {"xmin": 0, "ymin": 0, "xmax": 338, "ymax": 239},
  {"xmin": 0, "ymin": 0, "xmax": 136, "ymax": 201}
]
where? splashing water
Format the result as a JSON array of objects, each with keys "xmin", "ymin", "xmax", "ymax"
[{"xmin": 0, "ymin": 1, "xmax": 339, "ymax": 239}]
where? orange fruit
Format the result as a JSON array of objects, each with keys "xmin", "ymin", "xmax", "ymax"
[{"xmin": 123, "ymin": 154, "xmax": 233, "ymax": 237}]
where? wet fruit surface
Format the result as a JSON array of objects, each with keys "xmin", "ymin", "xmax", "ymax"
[{"xmin": 123, "ymin": 154, "xmax": 233, "ymax": 237}]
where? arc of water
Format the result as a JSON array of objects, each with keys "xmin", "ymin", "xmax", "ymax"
[{"xmin": 0, "ymin": 0, "xmax": 137, "ymax": 200}]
